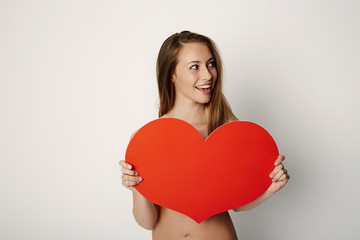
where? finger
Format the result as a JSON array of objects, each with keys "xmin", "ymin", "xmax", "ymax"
[
  {"xmin": 274, "ymin": 155, "xmax": 285, "ymax": 166},
  {"xmin": 122, "ymin": 175, "xmax": 143, "ymax": 183},
  {"xmin": 273, "ymin": 169, "xmax": 287, "ymax": 182},
  {"xmin": 123, "ymin": 180, "xmax": 137, "ymax": 188},
  {"xmin": 278, "ymin": 173, "xmax": 290, "ymax": 185},
  {"xmin": 119, "ymin": 160, "xmax": 133, "ymax": 170},
  {"xmin": 121, "ymin": 167, "xmax": 138, "ymax": 176},
  {"xmin": 270, "ymin": 163, "xmax": 284, "ymax": 178},
  {"xmin": 123, "ymin": 180, "xmax": 142, "ymax": 188},
  {"xmin": 278, "ymin": 174, "xmax": 287, "ymax": 181}
]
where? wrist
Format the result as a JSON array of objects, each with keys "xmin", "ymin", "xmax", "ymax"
[{"xmin": 264, "ymin": 188, "xmax": 275, "ymax": 198}]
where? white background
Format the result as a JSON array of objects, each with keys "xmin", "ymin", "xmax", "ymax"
[{"xmin": 1, "ymin": 0, "xmax": 359, "ymax": 239}]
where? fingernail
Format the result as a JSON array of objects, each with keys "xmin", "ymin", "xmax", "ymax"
[
  {"xmin": 135, "ymin": 172, "xmax": 138, "ymax": 176},
  {"xmin": 127, "ymin": 165, "xmax": 132, "ymax": 169},
  {"xmin": 138, "ymin": 177, "xmax": 143, "ymax": 182},
  {"xmin": 269, "ymin": 174, "xmax": 273, "ymax": 178}
]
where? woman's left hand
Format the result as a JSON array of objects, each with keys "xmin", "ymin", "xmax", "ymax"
[{"xmin": 267, "ymin": 155, "xmax": 290, "ymax": 194}]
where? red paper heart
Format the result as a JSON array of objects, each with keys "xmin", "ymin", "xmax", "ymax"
[{"xmin": 125, "ymin": 118, "xmax": 278, "ymax": 223}]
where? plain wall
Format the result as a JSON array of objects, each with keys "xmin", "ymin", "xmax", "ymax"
[{"xmin": 1, "ymin": 0, "xmax": 359, "ymax": 239}]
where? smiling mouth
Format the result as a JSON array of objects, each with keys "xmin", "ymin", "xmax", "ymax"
[
  {"xmin": 195, "ymin": 84, "xmax": 211, "ymax": 90},
  {"xmin": 195, "ymin": 84, "xmax": 212, "ymax": 94}
]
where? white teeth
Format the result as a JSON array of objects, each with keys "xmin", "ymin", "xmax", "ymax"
[{"xmin": 195, "ymin": 84, "xmax": 211, "ymax": 89}]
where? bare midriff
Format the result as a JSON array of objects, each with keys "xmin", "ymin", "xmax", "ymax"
[{"xmin": 152, "ymin": 206, "xmax": 238, "ymax": 240}]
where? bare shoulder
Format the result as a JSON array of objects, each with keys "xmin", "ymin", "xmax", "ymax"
[
  {"xmin": 227, "ymin": 117, "xmax": 239, "ymax": 123},
  {"xmin": 159, "ymin": 113, "xmax": 170, "ymax": 119},
  {"xmin": 130, "ymin": 117, "xmax": 165, "ymax": 142},
  {"xmin": 129, "ymin": 129, "xmax": 140, "ymax": 141}
]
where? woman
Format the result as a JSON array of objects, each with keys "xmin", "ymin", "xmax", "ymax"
[{"xmin": 119, "ymin": 31, "xmax": 290, "ymax": 240}]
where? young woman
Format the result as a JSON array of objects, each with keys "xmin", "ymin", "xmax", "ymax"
[{"xmin": 119, "ymin": 31, "xmax": 290, "ymax": 240}]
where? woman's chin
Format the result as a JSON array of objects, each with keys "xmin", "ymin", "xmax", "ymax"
[{"xmin": 195, "ymin": 97, "xmax": 212, "ymax": 105}]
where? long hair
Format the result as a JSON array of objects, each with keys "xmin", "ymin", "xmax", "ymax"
[{"xmin": 156, "ymin": 31, "xmax": 238, "ymax": 134}]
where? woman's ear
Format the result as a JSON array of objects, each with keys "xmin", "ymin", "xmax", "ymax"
[{"xmin": 171, "ymin": 73, "xmax": 176, "ymax": 83}]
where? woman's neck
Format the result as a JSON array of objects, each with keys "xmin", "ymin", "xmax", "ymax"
[{"xmin": 163, "ymin": 99, "xmax": 209, "ymax": 126}]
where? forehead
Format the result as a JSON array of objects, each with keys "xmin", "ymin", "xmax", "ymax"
[{"xmin": 177, "ymin": 42, "xmax": 213, "ymax": 63}]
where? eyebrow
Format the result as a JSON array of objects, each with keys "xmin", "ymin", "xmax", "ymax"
[{"xmin": 187, "ymin": 57, "xmax": 214, "ymax": 65}]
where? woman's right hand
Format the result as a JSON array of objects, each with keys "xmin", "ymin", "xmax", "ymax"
[{"xmin": 119, "ymin": 160, "xmax": 143, "ymax": 192}]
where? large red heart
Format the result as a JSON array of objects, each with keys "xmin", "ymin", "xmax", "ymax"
[{"xmin": 125, "ymin": 118, "xmax": 278, "ymax": 223}]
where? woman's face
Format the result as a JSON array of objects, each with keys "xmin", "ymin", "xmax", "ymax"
[{"xmin": 172, "ymin": 42, "xmax": 217, "ymax": 105}]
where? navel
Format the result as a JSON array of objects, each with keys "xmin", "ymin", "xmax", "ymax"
[{"xmin": 184, "ymin": 233, "xmax": 192, "ymax": 238}]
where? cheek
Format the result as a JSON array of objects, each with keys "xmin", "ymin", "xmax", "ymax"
[
  {"xmin": 212, "ymin": 69, "xmax": 218, "ymax": 82},
  {"xmin": 184, "ymin": 73, "xmax": 197, "ymax": 86},
  {"xmin": 176, "ymin": 73, "xmax": 197, "ymax": 91}
]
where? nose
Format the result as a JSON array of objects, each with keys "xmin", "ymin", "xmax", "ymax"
[{"xmin": 201, "ymin": 66, "xmax": 212, "ymax": 81}]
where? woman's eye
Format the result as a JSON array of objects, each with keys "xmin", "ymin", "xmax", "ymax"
[
  {"xmin": 190, "ymin": 65, "xmax": 198, "ymax": 70},
  {"xmin": 208, "ymin": 61, "xmax": 215, "ymax": 67}
]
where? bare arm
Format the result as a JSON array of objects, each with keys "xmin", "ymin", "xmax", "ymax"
[
  {"xmin": 233, "ymin": 190, "xmax": 272, "ymax": 212},
  {"xmin": 132, "ymin": 189, "xmax": 159, "ymax": 229},
  {"xmin": 119, "ymin": 129, "xmax": 159, "ymax": 230}
]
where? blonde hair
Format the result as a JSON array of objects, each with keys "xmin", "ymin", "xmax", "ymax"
[{"xmin": 156, "ymin": 31, "xmax": 238, "ymax": 134}]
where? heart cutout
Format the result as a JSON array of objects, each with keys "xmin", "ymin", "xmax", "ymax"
[{"xmin": 125, "ymin": 118, "xmax": 278, "ymax": 223}]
